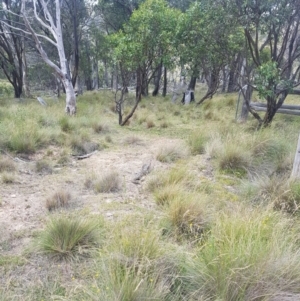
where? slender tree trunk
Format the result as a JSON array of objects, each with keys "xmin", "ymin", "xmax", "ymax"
[
  {"xmin": 57, "ymin": 48, "xmax": 76, "ymax": 115},
  {"xmin": 12, "ymin": 75, "xmax": 22, "ymax": 98},
  {"xmin": 163, "ymin": 66, "xmax": 167, "ymax": 97},
  {"xmin": 92, "ymin": 60, "xmax": 99, "ymax": 90},
  {"xmin": 21, "ymin": 0, "xmax": 76, "ymax": 114},
  {"xmin": 21, "ymin": 37, "xmax": 30, "ymax": 97},
  {"xmin": 121, "ymin": 67, "xmax": 142, "ymax": 126},
  {"xmin": 227, "ymin": 53, "xmax": 242, "ymax": 93},
  {"xmin": 152, "ymin": 61, "xmax": 163, "ymax": 96},
  {"xmin": 71, "ymin": 1, "xmax": 79, "ymax": 88},
  {"xmin": 197, "ymin": 69, "xmax": 219, "ymax": 105},
  {"xmin": 104, "ymin": 60, "xmax": 109, "ymax": 87},
  {"xmin": 222, "ymin": 67, "xmax": 227, "ymax": 92},
  {"xmin": 238, "ymin": 85, "xmax": 252, "ymax": 122}
]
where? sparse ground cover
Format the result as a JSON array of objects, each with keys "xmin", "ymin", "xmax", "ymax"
[{"xmin": 1, "ymin": 89, "xmax": 300, "ymax": 300}]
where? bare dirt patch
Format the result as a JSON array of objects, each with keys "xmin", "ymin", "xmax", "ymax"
[{"xmin": 0, "ymin": 135, "xmax": 184, "ymax": 256}]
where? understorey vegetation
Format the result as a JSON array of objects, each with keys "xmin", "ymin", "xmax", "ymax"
[{"xmin": 1, "ymin": 88, "xmax": 300, "ymax": 300}]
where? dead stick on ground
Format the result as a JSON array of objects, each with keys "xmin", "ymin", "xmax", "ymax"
[
  {"xmin": 72, "ymin": 150, "xmax": 98, "ymax": 160},
  {"xmin": 0, "ymin": 149, "xmax": 30, "ymax": 163}
]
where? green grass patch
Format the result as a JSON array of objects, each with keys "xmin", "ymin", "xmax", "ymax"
[{"xmin": 36, "ymin": 216, "xmax": 101, "ymax": 260}]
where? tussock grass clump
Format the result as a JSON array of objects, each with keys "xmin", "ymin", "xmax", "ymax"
[
  {"xmin": 111, "ymin": 224, "xmax": 162, "ymax": 262},
  {"xmin": 36, "ymin": 216, "xmax": 100, "ymax": 260},
  {"xmin": 59, "ymin": 116, "xmax": 74, "ymax": 133},
  {"xmin": 154, "ymin": 184, "xmax": 184, "ymax": 206},
  {"xmin": 86, "ymin": 171, "xmax": 121, "ymax": 193},
  {"xmin": 123, "ymin": 135, "xmax": 143, "ymax": 145},
  {"xmin": 146, "ymin": 119, "xmax": 155, "ymax": 128},
  {"xmin": 163, "ymin": 197, "xmax": 208, "ymax": 240},
  {"xmin": 217, "ymin": 146, "xmax": 250, "ymax": 176},
  {"xmin": 205, "ymin": 133, "xmax": 223, "ymax": 159},
  {"xmin": 273, "ymin": 181, "xmax": 300, "ymax": 214},
  {"xmin": 184, "ymin": 209, "xmax": 300, "ymax": 301},
  {"xmin": 92, "ymin": 122, "xmax": 110, "ymax": 134},
  {"xmin": 146, "ymin": 166, "xmax": 194, "ymax": 193},
  {"xmin": 241, "ymin": 175, "xmax": 300, "ymax": 214},
  {"xmin": 88, "ymin": 224, "xmax": 177, "ymax": 301},
  {"xmin": 188, "ymin": 131, "xmax": 209, "ymax": 155},
  {"xmin": 46, "ymin": 190, "xmax": 71, "ymax": 212},
  {"xmin": 69, "ymin": 136, "xmax": 99, "ymax": 156},
  {"xmin": 1, "ymin": 172, "xmax": 15, "ymax": 184},
  {"xmin": 35, "ymin": 160, "xmax": 53, "ymax": 174},
  {"xmin": 251, "ymin": 136, "xmax": 291, "ymax": 175},
  {"xmin": 0, "ymin": 158, "xmax": 15, "ymax": 172},
  {"xmin": 160, "ymin": 121, "xmax": 169, "ymax": 128},
  {"xmin": 156, "ymin": 141, "xmax": 189, "ymax": 163},
  {"xmin": 6, "ymin": 130, "xmax": 42, "ymax": 154},
  {"xmin": 94, "ymin": 172, "xmax": 121, "ymax": 193},
  {"xmin": 57, "ymin": 152, "xmax": 71, "ymax": 166}
]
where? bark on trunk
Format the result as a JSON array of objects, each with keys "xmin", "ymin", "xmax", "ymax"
[
  {"xmin": 197, "ymin": 70, "xmax": 219, "ymax": 105},
  {"xmin": 104, "ymin": 60, "xmax": 109, "ymax": 87},
  {"xmin": 121, "ymin": 69, "xmax": 142, "ymax": 126},
  {"xmin": 152, "ymin": 61, "xmax": 163, "ymax": 96},
  {"xmin": 162, "ymin": 66, "xmax": 167, "ymax": 97},
  {"xmin": 227, "ymin": 53, "xmax": 242, "ymax": 93},
  {"xmin": 189, "ymin": 76, "xmax": 197, "ymax": 90},
  {"xmin": 22, "ymin": 38, "xmax": 30, "ymax": 97}
]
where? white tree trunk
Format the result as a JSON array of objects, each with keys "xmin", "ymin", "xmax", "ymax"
[{"xmin": 21, "ymin": 0, "xmax": 76, "ymax": 114}]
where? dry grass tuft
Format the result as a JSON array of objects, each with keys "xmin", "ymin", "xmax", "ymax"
[
  {"xmin": 146, "ymin": 119, "xmax": 155, "ymax": 128},
  {"xmin": 92, "ymin": 123, "xmax": 110, "ymax": 134},
  {"xmin": 36, "ymin": 216, "xmax": 100, "ymax": 260},
  {"xmin": 156, "ymin": 141, "xmax": 189, "ymax": 163},
  {"xmin": 164, "ymin": 197, "xmax": 207, "ymax": 240},
  {"xmin": 217, "ymin": 147, "xmax": 250, "ymax": 176},
  {"xmin": 1, "ymin": 172, "xmax": 15, "ymax": 184},
  {"xmin": 188, "ymin": 131, "xmax": 209, "ymax": 155},
  {"xmin": 154, "ymin": 184, "xmax": 184, "ymax": 206},
  {"xmin": 46, "ymin": 190, "xmax": 72, "ymax": 211},
  {"xmin": 0, "ymin": 158, "xmax": 16, "ymax": 172},
  {"xmin": 85, "ymin": 172, "xmax": 121, "ymax": 193},
  {"xmin": 124, "ymin": 135, "xmax": 144, "ymax": 145},
  {"xmin": 35, "ymin": 160, "xmax": 53, "ymax": 174}
]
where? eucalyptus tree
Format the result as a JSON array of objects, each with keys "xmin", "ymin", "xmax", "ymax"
[
  {"xmin": 0, "ymin": 0, "xmax": 27, "ymax": 98},
  {"xmin": 61, "ymin": 0, "xmax": 88, "ymax": 88},
  {"xmin": 110, "ymin": 0, "xmax": 179, "ymax": 125},
  {"xmin": 20, "ymin": 0, "xmax": 77, "ymax": 115},
  {"xmin": 235, "ymin": 0, "xmax": 300, "ymax": 127},
  {"xmin": 97, "ymin": 0, "xmax": 142, "ymax": 32},
  {"xmin": 176, "ymin": 0, "xmax": 243, "ymax": 103}
]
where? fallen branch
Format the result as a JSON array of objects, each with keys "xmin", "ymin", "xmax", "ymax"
[
  {"xmin": 72, "ymin": 150, "xmax": 98, "ymax": 160},
  {"xmin": 0, "ymin": 149, "xmax": 30, "ymax": 163}
]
